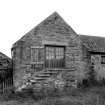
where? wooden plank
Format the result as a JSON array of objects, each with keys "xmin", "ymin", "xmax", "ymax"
[
  {"xmin": 31, "ymin": 61, "xmax": 44, "ymax": 64},
  {"xmin": 2, "ymin": 81, "xmax": 4, "ymax": 94},
  {"xmin": 31, "ymin": 46, "xmax": 44, "ymax": 48}
]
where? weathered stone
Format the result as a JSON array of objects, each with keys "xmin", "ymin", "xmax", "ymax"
[{"xmin": 11, "ymin": 12, "xmax": 93, "ymax": 90}]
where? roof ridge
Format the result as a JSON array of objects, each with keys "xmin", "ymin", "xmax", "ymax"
[{"xmin": 79, "ymin": 34, "xmax": 105, "ymax": 39}]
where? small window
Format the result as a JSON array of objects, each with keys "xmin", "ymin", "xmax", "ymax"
[
  {"xmin": 45, "ymin": 46, "xmax": 64, "ymax": 60},
  {"xmin": 31, "ymin": 47, "xmax": 44, "ymax": 63},
  {"xmin": 31, "ymin": 46, "xmax": 44, "ymax": 71},
  {"xmin": 101, "ymin": 56, "xmax": 105, "ymax": 64},
  {"xmin": 46, "ymin": 47, "xmax": 54, "ymax": 59}
]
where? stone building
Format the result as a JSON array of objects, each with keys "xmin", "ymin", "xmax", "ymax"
[
  {"xmin": 0, "ymin": 52, "xmax": 13, "ymax": 93},
  {"xmin": 11, "ymin": 12, "xmax": 105, "ymax": 90}
]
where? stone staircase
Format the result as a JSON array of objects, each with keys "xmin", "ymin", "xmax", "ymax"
[{"xmin": 30, "ymin": 67, "xmax": 76, "ymax": 84}]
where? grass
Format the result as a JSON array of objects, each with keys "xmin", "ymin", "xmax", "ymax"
[{"xmin": 0, "ymin": 86, "xmax": 105, "ymax": 105}]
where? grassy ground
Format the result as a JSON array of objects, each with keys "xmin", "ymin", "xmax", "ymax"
[{"xmin": 1, "ymin": 86, "xmax": 105, "ymax": 105}]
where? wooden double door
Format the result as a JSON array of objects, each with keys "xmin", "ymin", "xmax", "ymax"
[{"xmin": 45, "ymin": 46, "xmax": 65, "ymax": 68}]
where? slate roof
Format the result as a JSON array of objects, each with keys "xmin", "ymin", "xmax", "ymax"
[
  {"xmin": 0, "ymin": 52, "xmax": 11, "ymax": 60},
  {"xmin": 79, "ymin": 35, "xmax": 105, "ymax": 52},
  {"xmin": 0, "ymin": 52, "xmax": 12, "ymax": 69}
]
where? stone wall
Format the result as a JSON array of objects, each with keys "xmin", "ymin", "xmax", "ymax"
[{"xmin": 12, "ymin": 13, "xmax": 86, "ymax": 89}]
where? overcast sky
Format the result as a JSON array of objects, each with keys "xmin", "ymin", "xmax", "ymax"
[{"xmin": 0, "ymin": 0, "xmax": 105, "ymax": 57}]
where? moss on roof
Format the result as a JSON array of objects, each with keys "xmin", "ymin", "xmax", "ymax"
[{"xmin": 79, "ymin": 35, "xmax": 105, "ymax": 52}]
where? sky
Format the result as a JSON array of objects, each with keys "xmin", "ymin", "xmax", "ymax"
[{"xmin": 0, "ymin": 0, "xmax": 105, "ymax": 57}]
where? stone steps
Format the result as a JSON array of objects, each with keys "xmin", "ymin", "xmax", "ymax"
[{"xmin": 31, "ymin": 68, "xmax": 76, "ymax": 84}]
